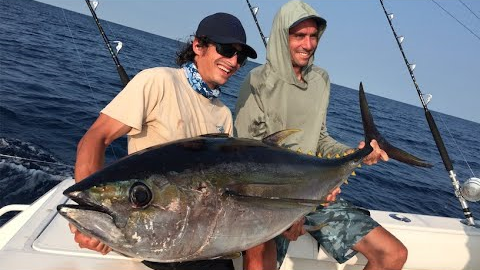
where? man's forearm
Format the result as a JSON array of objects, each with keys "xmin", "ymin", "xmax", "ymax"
[{"xmin": 74, "ymin": 134, "xmax": 107, "ymax": 182}]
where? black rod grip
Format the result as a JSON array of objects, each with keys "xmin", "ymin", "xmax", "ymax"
[
  {"xmin": 116, "ymin": 65, "xmax": 130, "ymax": 87},
  {"xmin": 425, "ymin": 110, "xmax": 453, "ymax": 171}
]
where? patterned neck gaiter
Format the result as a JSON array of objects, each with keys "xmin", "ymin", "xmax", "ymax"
[{"xmin": 182, "ymin": 62, "xmax": 220, "ymax": 99}]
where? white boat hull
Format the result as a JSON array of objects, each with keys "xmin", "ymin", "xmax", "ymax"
[
  {"xmin": 281, "ymin": 210, "xmax": 480, "ymax": 270},
  {"xmin": 1, "ymin": 179, "xmax": 479, "ymax": 270}
]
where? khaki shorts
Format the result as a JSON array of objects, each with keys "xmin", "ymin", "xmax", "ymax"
[{"xmin": 275, "ymin": 198, "xmax": 380, "ymax": 265}]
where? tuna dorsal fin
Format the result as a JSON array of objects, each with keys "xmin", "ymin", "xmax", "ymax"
[{"xmin": 262, "ymin": 129, "xmax": 301, "ymax": 147}]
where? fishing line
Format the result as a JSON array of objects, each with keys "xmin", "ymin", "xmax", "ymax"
[
  {"xmin": 60, "ymin": 9, "xmax": 103, "ymax": 121},
  {"xmin": 60, "ymin": 7, "xmax": 120, "ymax": 161},
  {"xmin": 436, "ymin": 113, "xmax": 477, "ymax": 178},
  {"xmin": 459, "ymin": 0, "xmax": 480, "ymax": 20},
  {"xmin": 430, "ymin": 0, "xmax": 480, "ymax": 42},
  {"xmin": 0, "ymin": 154, "xmax": 74, "ymax": 168}
]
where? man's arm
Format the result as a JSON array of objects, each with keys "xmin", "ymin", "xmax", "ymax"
[
  {"xmin": 74, "ymin": 113, "xmax": 132, "ymax": 182},
  {"xmin": 70, "ymin": 113, "xmax": 132, "ymax": 254}
]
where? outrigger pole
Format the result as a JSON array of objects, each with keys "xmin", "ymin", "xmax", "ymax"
[
  {"xmin": 85, "ymin": 0, "xmax": 130, "ymax": 87},
  {"xmin": 379, "ymin": 0, "xmax": 475, "ymax": 226},
  {"xmin": 245, "ymin": 0, "xmax": 268, "ymax": 47}
]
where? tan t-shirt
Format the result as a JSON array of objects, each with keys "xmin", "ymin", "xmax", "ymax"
[{"xmin": 101, "ymin": 67, "xmax": 233, "ymax": 154}]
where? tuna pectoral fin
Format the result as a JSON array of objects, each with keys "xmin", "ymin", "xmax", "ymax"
[
  {"xmin": 212, "ymin": 252, "xmax": 242, "ymax": 260},
  {"xmin": 359, "ymin": 82, "xmax": 432, "ymax": 168},
  {"xmin": 262, "ymin": 129, "xmax": 301, "ymax": 147}
]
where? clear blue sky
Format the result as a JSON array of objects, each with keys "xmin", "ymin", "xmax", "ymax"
[{"xmin": 36, "ymin": 0, "xmax": 480, "ymax": 123}]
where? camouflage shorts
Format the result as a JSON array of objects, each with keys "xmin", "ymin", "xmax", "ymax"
[{"xmin": 275, "ymin": 198, "xmax": 379, "ymax": 265}]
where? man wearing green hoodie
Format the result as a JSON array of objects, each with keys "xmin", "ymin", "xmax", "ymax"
[{"xmin": 234, "ymin": 1, "xmax": 408, "ymax": 270}]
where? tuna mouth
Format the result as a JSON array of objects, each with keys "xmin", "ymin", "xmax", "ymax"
[
  {"xmin": 56, "ymin": 203, "xmax": 111, "ymax": 216},
  {"xmin": 59, "ymin": 190, "xmax": 114, "ymax": 219},
  {"xmin": 56, "ymin": 202, "xmax": 115, "ymax": 229},
  {"xmin": 56, "ymin": 203, "xmax": 118, "ymax": 234},
  {"xmin": 56, "ymin": 203, "xmax": 125, "ymax": 242},
  {"xmin": 59, "ymin": 190, "xmax": 129, "ymax": 228}
]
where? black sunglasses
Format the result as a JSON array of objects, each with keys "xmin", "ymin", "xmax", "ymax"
[{"xmin": 212, "ymin": 43, "xmax": 248, "ymax": 66}]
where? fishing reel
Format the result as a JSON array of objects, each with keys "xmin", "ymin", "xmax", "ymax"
[{"xmin": 460, "ymin": 177, "xmax": 480, "ymax": 202}]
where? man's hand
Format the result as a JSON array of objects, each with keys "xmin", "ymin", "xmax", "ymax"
[
  {"xmin": 323, "ymin": 187, "xmax": 341, "ymax": 206},
  {"xmin": 281, "ymin": 217, "xmax": 306, "ymax": 241},
  {"xmin": 326, "ymin": 187, "xmax": 341, "ymax": 203},
  {"xmin": 358, "ymin": 139, "xmax": 388, "ymax": 165},
  {"xmin": 69, "ymin": 223, "xmax": 112, "ymax": 255}
]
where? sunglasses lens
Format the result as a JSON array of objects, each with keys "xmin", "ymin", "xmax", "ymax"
[
  {"xmin": 237, "ymin": 54, "xmax": 248, "ymax": 66},
  {"xmin": 215, "ymin": 43, "xmax": 235, "ymax": 58},
  {"xmin": 215, "ymin": 43, "xmax": 248, "ymax": 66},
  {"xmin": 217, "ymin": 44, "xmax": 237, "ymax": 58}
]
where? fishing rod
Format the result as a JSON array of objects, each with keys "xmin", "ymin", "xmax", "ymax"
[
  {"xmin": 379, "ymin": 0, "xmax": 478, "ymax": 226},
  {"xmin": 85, "ymin": 0, "xmax": 130, "ymax": 86},
  {"xmin": 245, "ymin": 0, "xmax": 268, "ymax": 47}
]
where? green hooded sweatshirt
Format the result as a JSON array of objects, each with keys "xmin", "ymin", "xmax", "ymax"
[{"xmin": 234, "ymin": 0, "xmax": 350, "ymax": 156}]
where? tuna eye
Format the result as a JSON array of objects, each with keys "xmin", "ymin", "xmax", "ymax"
[{"xmin": 129, "ymin": 182, "xmax": 152, "ymax": 208}]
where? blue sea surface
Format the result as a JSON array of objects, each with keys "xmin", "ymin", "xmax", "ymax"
[{"xmin": 1, "ymin": 0, "xmax": 479, "ymax": 226}]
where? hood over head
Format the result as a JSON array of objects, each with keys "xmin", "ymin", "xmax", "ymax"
[{"xmin": 266, "ymin": 0, "xmax": 327, "ymax": 85}]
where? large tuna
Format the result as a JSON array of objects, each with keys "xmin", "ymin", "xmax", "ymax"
[{"xmin": 57, "ymin": 83, "xmax": 430, "ymax": 262}]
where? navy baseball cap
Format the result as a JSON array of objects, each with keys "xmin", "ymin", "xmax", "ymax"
[{"xmin": 196, "ymin": 13, "xmax": 257, "ymax": 59}]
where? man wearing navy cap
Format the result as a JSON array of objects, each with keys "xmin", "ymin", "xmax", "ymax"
[{"xmin": 71, "ymin": 12, "xmax": 256, "ymax": 270}]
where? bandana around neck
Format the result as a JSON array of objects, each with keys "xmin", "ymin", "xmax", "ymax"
[{"xmin": 182, "ymin": 62, "xmax": 220, "ymax": 99}]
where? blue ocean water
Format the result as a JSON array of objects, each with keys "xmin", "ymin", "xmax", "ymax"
[{"xmin": 1, "ymin": 0, "xmax": 479, "ymax": 226}]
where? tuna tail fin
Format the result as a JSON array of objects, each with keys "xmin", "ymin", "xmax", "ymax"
[{"xmin": 359, "ymin": 82, "xmax": 432, "ymax": 168}]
